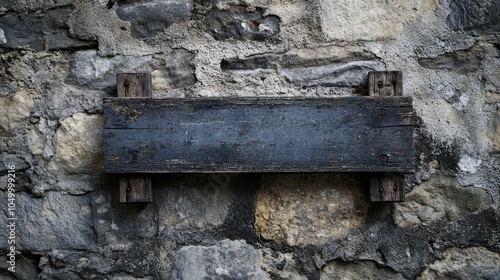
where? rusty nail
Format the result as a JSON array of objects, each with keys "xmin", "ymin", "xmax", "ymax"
[
  {"xmin": 393, "ymin": 185, "xmax": 398, "ymax": 192},
  {"xmin": 129, "ymin": 110, "xmax": 138, "ymax": 118},
  {"xmin": 126, "ymin": 187, "xmax": 131, "ymax": 192},
  {"xmin": 380, "ymin": 154, "xmax": 388, "ymax": 163},
  {"xmin": 378, "ymin": 81, "xmax": 383, "ymax": 88},
  {"xmin": 378, "ymin": 108, "xmax": 387, "ymax": 117},
  {"xmin": 379, "ymin": 187, "xmax": 384, "ymax": 194},
  {"xmin": 124, "ymin": 81, "xmax": 130, "ymax": 87}
]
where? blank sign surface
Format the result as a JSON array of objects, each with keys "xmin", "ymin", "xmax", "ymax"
[{"xmin": 103, "ymin": 97, "xmax": 414, "ymax": 173}]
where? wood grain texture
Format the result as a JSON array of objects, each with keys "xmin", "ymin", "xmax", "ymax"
[
  {"xmin": 103, "ymin": 97, "xmax": 414, "ymax": 174},
  {"xmin": 368, "ymin": 71, "xmax": 407, "ymax": 202},
  {"xmin": 116, "ymin": 73, "xmax": 152, "ymax": 203}
]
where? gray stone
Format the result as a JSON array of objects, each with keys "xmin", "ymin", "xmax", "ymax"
[
  {"xmin": 0, "ymin": 254, "xmax": 39, "ymax": 280},
  {"xmin": 207, "ymin": 5, "xmax": 280, "ymax": 41},
  {"xmin": 116, "ymin": 0, "xmax": 193, "ymax": 38},
  {"xmin": 447, "ymin": 0, "xmax": 500, "ymax": 36},
  {"xmin": 0, "ymin": 154, "xmax": 30, "ymax": 175},
  {"xmin": 394, "ymin": 173, "xmax": 493, "ymax": 228},
  {"xmin": 418, "ymin": 247, "xmax": 500, "ymax": 279},
  {"xmin": 66, "ymin": 50, "xmax": 152, "ymax": 93},
  {"xmin": 222, "ymin": 47, "xmax": 384, "ymax": 87},
  {"xmin": 173, "ymin": 239, "xmax": 266, "ymax": 279},
  {"xmin": 0, "ymin": 8, "xmax": 96, "ymax": 51},
  {"xmin": 255, "ymin": 174, "xmax": 369, "ymax": 246},
  {"xmin": 66, "ymin": 49, "xmax": 195, "ymax": 93},
  {"xmin": 0, "ymin": 0, "xmax": 74, "ymax": 13},
  {"xmin": 321, "ymin": 260, "xmax": 405, "ymax": 280},
  {"xmin": 486, "ymin": 109, "xmax": 500, "ymax": 151},
  {"xmin": 38, "ymin": 243, "xmax": 161, "ymax": 279},
  {"xmin": 89, "ymin": 190, "xmax": 158, "ymax": 245},
  {"xmin": 418, "ymin": 43, "xmax": 486, "ymax": 74},
  {"xmin": 0, "ymin": 192, "xmax": 96, "ymax": 252},
  {"xmin": 221, "ymin": 47, "xmax": 379, "ymax": 70},
  {"xmin": 155, "ymin": 174, "xmax": 235, "ymax": 229},
  {"xmin": 282, "ymin": 61, "xmax": 385, "ymax": 87}
]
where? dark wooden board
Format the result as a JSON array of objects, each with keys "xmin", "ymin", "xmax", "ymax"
[{"xmin": 103, "ymin": 97, "xmax": 414, "ymax": 173}]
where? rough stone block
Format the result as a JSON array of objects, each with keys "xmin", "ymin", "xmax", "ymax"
[
  {"xmin": 0, "ymin": 8, "xmax": 96, "ymax": 51},
  {"xmin": 222, "ymin": 47, "xmax": 384, "ymax": 87},
  {"xmin": 254, "ymin": 174, "xmax": 368, "ymax": 246},
  {"xmin": 418, "ymin": 247, "xmax": 500, "ymax": 279},
  {"xmin": 0, "ymin": 88, "xmax": 34, "ymax": 133},
  {"xmin": 320, "ymin": 0, "xmax": 439, "ymax": 41},
  {"xmin": 0, "ymin": 192, "xmax": 95, "ymax": 252},
  {"xmin": 394, "ymin": 173, "xmax": 493, "ymax": 227},
  {"xmin": 116, "ymin": 0, "xmax": 193, "ymax": 38},
  {"xmin": 48, "ymin": 113, "xmax": 103, "ymax": 174},
  {"xmin": 417, "ymin": 43, "xmax": 485, "ymax": 74},
  {"xmin": 173, "ymin": 239, "xmax": 266, "ymax": 279},
  {"xmin": 447, "ymin": 0, "xmax": 500, "ymax": 36},
  {"xmin": 155, "ymin": 174, "xmax": 235, "ymax": 229},
  {"xmin": 66, "ymin": 49, "xmax": 195, "ymax": 93},
  {"xmin": 0, "ymin": 0, "xmax": 74, "ymax": 13}
]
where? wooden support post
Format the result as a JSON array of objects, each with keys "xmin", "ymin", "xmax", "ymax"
[
  {"xmin": 369, "ymin": 71, "xmax": 406, "ymax": 202},
  {"xmin": 117, "ymin": 73, "xmax": 153, "ymax": 203}
]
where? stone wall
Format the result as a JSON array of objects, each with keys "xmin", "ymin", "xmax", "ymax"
[{"xmin": 0, "ymin": 0, "xmax": 499, "ymax": 279}]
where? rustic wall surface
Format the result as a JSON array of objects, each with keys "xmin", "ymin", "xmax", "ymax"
[{"xmin": 0, "ymin": 0, "xmax": 499, "ymax": 279}]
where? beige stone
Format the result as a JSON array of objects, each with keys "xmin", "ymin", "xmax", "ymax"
[
  {"xmin": 319, "ymin": 0, "xmax": 439, "ymax": 41},
  {"xmin": 49, "ymin": 113, "xmax": 103, "ymax": 174},
  {"xmin": 418, "ymin": 247, "xmax": 500, "ymax": 279},
  {"xmin": 321, "ymin": 260, "xmax": 405, "ymax": 280},
  {"xmin": 394, "ymin": 173, "xmax": 492, "ymax": 228},
  {"xmin": 254, "ymin": 174, "xmax": 368, "ymax": 246},
  {"xmin": 0, "ymin": 88, "xmax": 34, "ymax": 132}
]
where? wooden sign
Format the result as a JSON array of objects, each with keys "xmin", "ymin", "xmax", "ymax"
[{"xmin": 103, "ymin": 96, "xmax": 414, "ymax": 174}]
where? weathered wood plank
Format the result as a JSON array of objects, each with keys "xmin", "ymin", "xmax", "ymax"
[
  {"xmin": 116, "ymin": 73, "xmax": 152, "ymax": 203},
  {"xmin": 369, "ymin": 71, "xmax": 406, "ymax": 202},
  {"xmin": 103, "ymin": 97, "xmax": 414, "ymax": 174}
]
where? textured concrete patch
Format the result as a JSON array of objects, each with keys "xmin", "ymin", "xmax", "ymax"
[
  {"xmin": 67, "ymin": 1, "xmax": 152, "ymax": 56},
  {"xmin": 255, "ymin": 174, "xmax": 368, "ymax": 246},
  {"xmin": 320, "ymin": 0, "xmax": 439, "ymax": 41},
  {"xmin": 394, "ymin": 173, "xmax": 492, "ymax": 227},
  {"xmin": 173, "ymin": 239, "xmax": 266, "ymax": 279},
  {"xmin": 418, "ymin": 247, "xmax": 500, "ymax": 279}
]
